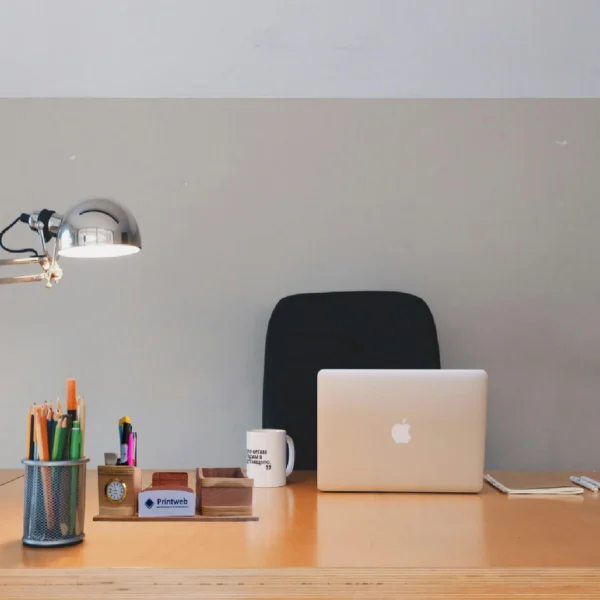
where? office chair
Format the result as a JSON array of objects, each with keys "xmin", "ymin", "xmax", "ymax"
[{"xmin": 262, "ymin": 291, "xmax": 441, "ymax": 469}]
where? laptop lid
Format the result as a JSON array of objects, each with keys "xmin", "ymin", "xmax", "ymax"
[{"xmin": 317, "ymin": 369, "xmax": 487, "ymax": 492}]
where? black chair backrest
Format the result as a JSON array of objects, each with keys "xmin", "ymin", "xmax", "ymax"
[{"xmin": 262, "ymin": 291, "xmax": 440, "ymax": 469}]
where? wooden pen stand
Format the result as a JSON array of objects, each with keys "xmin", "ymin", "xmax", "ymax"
[{"xmin": 97, "ymin": 466, "xmax": 142, "ymax": 517}]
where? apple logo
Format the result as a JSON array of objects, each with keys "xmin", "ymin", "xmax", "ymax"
[{"xmin": 391, "ymin": 418, "xmax": 411, "ymax": 444}]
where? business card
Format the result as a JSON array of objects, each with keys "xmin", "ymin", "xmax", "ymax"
[{"xmin": 138, "ymin": 489, "xmax": 196, "ymax": 517}]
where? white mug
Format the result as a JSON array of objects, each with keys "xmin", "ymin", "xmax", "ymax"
[{"xmin": 246, "ymin": 429, "xmax": 295, "ymax": 488}]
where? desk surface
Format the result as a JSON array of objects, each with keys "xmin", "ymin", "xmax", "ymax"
[
  {"xmin": 0, "ymin": 471, "xmax": 22, "ymax": 487},
  {"xmin": 2, "ymin": 469, "xmax": 600, "ymax": 598}
]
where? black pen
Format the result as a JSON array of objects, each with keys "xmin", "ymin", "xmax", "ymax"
[{"xmin": 120, "ymin": 422, "xmax": 132, "ymax": 465}]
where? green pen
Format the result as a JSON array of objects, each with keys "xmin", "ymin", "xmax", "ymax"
[{"xmin": 69, "ymin": 421, "xmax": 82, "ymax": 535}]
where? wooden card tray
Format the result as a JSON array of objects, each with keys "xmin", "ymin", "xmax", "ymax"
[
  {"xmin": 93, "ymin": 512, "xmax": 258, "ymax": 522},
  {"xmin": 197, "ymin": 467, "xmax": 253, "ymax": 517}
]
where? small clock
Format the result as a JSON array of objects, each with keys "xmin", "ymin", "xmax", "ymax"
[
  {"xmin": 98, "ymin": 466, "xmax": 142, "ymax": 517},
  {"xmin": 105, "ymin": 479, "xmax": 128, "ymax": 503}
]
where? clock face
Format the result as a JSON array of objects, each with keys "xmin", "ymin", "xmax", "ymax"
[{"xmin": 105, "ymin": 479, "xmax": 127, "ymax": 503}]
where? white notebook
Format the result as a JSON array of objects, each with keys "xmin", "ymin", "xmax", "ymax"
[{"xmin": 485, "ymin": 473, "xmax": 584, "ymax": 495}]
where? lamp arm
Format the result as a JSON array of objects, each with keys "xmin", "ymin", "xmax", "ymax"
[
  {"xmin": 0, "ymin": 210, "xmax": 64, "ymax": 287},
  {"xmin": 0, "ymin": 254, "xmax": 62, "ymax": 287},
  {"xmin": 0, "ymin": 256, "xmax": 47, "ymax": 267},
  {"xmin": 0, "ymin": 273, "xmax": 49, "ymax": 285}
]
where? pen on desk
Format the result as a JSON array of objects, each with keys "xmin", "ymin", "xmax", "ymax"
[
  {"xmin": 119, "ymin": 416, "xmax": 130, "ymax": 450},
  {"xmin": 121, "ymin": 422, "xmax": 132, "ymax": 465},
  {"xmin": 570, "ymin": 476, "xmax": 598, "ymax": 492},
  {"xmin": 133, "ymin": 432, "xmax": 137, "ymax": 466},
  {"xmin": 579, "ymin": 476, "xmax": 600, "ymax": 489},
  {"xmin": 127, "ymin": 432, "xmax": 134, "ymax": 466}
]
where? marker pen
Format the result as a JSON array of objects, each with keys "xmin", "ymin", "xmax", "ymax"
[
  {"xmin": 580, "ymin": 476, "xmax": 600, "ymax": 489},
  {"xmin": 119, "ymin": 416, "xmax": 130, "ymax": 451},
  {"xmin": 127, "ymin": 432, "xmax": 134, "ymax": 466},
  {"xmin": 121, "ymin": 422, "xmax": 132, "ymax": 465},
  {"xmin": 570, "ymin": 476, "xmax": 598, "ymax": 493},
  {"xmin": 67, "ymin": 379, "xmax": 77, "ymax": 422}
]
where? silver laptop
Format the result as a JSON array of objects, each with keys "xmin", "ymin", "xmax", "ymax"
[{"xmin": 317, "ymin": 369, "xmax": 487, "ymax": 493}]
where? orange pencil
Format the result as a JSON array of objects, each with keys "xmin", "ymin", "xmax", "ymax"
[{"xmin": 35, "ymin": 407, "xmax": 48, "ymax": 461}]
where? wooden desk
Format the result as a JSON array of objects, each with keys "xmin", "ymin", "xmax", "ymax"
[
  {"xmin": 0, "ymin": 471, "xmax": 22, "ymax": 486},
  {"xmin": 1, "ymin": 470, "xmax": 600, "ymax": 598}
]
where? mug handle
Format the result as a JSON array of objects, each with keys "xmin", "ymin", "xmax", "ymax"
[{"xmin": 285, "ymin": 435, "xmax": 295, "ymax": 477}]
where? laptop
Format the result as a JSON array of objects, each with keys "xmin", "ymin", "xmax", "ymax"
[{"xmin": 317, "ymin": 369, "xmax": 487, "ymax": 493}]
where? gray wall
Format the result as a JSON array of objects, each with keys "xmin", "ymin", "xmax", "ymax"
[{"xmin": 0, "ymin": 99, "xmax": 598, "ymax": 469}]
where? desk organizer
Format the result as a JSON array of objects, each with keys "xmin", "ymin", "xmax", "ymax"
[
  {"xmin": 197, "ymin": 468, "xmax": 254, "ymax": 517},
  {"xmin": 93, "ymin": 467, "xmax": 257, "ymax": 522},
  {"xmin": 22, "ymin": 458, "xmax": 89, "ymax": 547},
  {"xmin": 97, "ymin": 465, "xmax": 142, "ymax": 517}
]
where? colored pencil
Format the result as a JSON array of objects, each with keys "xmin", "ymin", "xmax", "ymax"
[
  {"xmin": 62, "ymin": 415, "xmax": 73, "ymax": 461},
  {"xmin": 69, "ymin": 421, "xmax": 82, "ymax": 534},
  {"xmin": 34, "ymin": 407, "xmax": 54, "ymax": 529},
  {"xmin": 26, "ymin": 406, "xmax": 33, "ymax": 460},
  {"xmin": 78, "ymin": 397, "xmax": 86, "ymax": 458},
  {"xmin": 51, "ymin": 417, "xmax": 67, "ymax": 461}
]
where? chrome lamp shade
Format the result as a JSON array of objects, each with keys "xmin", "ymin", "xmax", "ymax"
[{"xmin": 57, "ymin": 199, "xmax": 142, "ymax": 258}]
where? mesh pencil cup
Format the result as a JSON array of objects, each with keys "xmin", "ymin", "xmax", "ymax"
[{"xmin": 22, "ymin": 458, "xmax": 89, "ymax": 547}]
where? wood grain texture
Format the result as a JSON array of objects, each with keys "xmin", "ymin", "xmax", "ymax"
[
  {"xmin": 201, "ymin": 505, "xmax": 253, "ymax": 517},
  {"xmin": 201, "ymin": 486, "xmax": 253, "ymax": 507},
  {"xmin": 3, "ymin": 470, "xmax": 600, "ymax": 571},
  {"xmin": 93, "ymin": 513, "xmax": 258, "ymax": 522},
  {"xmin": 0, "ymin": 471, "xmax": 23, "ymax": 487},
  {"xmin": 152, "ymin": 472, "xmax": 189, "ymax": 487},
  {"xmin": 197, "ymin": 467, "xmax": 254, "ymax": 488},
  {"xmin": 1, "ymin": 568, "xmax": 599, "ymax": 599}
]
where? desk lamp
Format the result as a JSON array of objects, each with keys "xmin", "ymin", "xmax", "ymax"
[{"xmin": 0, "ymin": 199, "xmax": 141, "ymax": 287}]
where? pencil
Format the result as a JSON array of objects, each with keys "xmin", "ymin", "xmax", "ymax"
[
  {"xmin": 78, "ymin": 397, "xmax": 86, "ymax": 458},
  {"xmin": 47, "ymin": 408, "xmax": 56, "ymax": 457},
  {"xmin": 26, "ymin": 406, "xmax": 33, "ymax": 460},
  {"xmin": 34, "ymin": 407, "xmax": 55, "ymax": 529},
  {"xmin": 51, "ymin": 418, "xmax": 67, "ymax": 461},
  {"xmin": 69, "ymin": 421, "xmax": 82, "ymax": 534},
  {"xmin": 63, "ymin": 415, "xmax": 73, "ymax": 461}
]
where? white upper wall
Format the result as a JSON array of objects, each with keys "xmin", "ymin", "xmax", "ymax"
[{"xmin": 0, "ymin": 0, "xmax": 598, "ymax": 98}]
